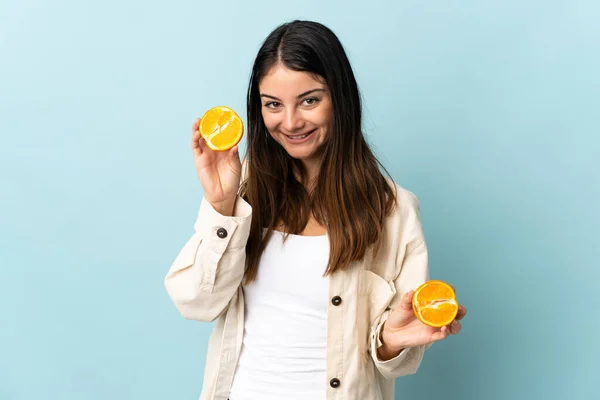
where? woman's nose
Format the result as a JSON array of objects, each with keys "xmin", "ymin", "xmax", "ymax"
[{"xmin": 282, "ymin": 109, "xmax": 305, "ymax": 132}]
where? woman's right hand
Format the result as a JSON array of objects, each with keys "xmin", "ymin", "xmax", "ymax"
[{"xmin": 191, "ymin": 118, "xmax": 242, "ymax": 216}]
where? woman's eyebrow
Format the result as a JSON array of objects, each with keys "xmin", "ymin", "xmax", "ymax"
[{"xmin": 260, "ymin": 88, "xmax": 326, "ymax": 101}]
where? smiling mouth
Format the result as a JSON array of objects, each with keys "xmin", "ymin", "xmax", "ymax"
[{"xmin": 285, "ymin": 129, "xmax": 316, "ymax": 140}]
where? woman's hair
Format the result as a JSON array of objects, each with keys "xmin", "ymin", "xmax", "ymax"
[{"xmin": 240, "ymin": 20, "xmax": 396, "ymax": 283}]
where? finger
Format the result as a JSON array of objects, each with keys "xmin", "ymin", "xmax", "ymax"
[
  {"xmin": 228, "ymin": 145, "xmax": 242, "ymax": 174},
  {"xmin": 448, "ymin": 320, "xmax": 462, "ymax": 335},
  {"xmin": 197, "ymin": 132, "xmax": 210, "ymax": 153},
  {"xmin": 399, "ymin": 290, "xmax": 415, "ymax": 311},
  {"xmin": 191, "ymin": 130, "xmax": 202, "ymax": 157},
  {"xmin": 430, "ymin": 326, "xmax": 451, "ymax": 342},
  {"xmin": 455, "ymin": 305, "xmax": 467, "ymax": 320},
  {"xmin": 191, "ymin": 118, "xmax": 203, "ymax": 149},
  {"xmin": 229, "ymin": 145, "xmax": 241, "ymax": 165},
  {"xmin": 192, "ymin": 118, "xmax": 201, "ymax": 133}
]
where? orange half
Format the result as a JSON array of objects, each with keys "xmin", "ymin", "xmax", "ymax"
[
  {"xmin": 412, "ymin": 280, "xmax": 459, "ymax": 328},
  {"xmin": 199, "ymin": 106, "xmax": 244, "ymax": 151}
]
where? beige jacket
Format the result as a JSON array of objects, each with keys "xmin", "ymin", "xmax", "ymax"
[{"xmin": 164, "ymin": 181, "xmax": 431, "ymax": 400}]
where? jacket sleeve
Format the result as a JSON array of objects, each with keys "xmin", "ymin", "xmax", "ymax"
[
  {"xmin": 164, "ymin": 196, "xmax": 252, "ymax": 322},
  {"xmin": 368, "ymin": 191, "xmax": 432, "ymax": 379}
]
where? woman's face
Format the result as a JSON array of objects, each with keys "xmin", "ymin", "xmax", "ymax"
[{"xmin": 259, "ymin": 64, "xmax": 333, "ymax": 165}]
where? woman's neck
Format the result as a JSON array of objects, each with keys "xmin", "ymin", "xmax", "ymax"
[{"xmin": 298, "ymin": 157, "xmax": 321, "ymax": 191}]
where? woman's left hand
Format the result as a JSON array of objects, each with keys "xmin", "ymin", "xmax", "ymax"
[{"xmin": 380, "ymin": 289, "xmax": 467, "ymax": 355}]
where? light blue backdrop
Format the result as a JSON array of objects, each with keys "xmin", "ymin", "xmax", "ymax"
[{"xmin": 1, "ymin": 1, "xmax": 598, "ymax": 399}]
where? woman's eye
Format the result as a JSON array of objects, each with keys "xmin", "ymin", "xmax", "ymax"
[
  {"xmin": 303, "ymin": 97, "xmax": 320, "ymax": 106},
  {"xmin": 265, "ymin": 102, "xmax": 281, "ymax": 109}
]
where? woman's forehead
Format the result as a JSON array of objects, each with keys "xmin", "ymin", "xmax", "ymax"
[{"xmin": 259, "ymin": 64, "xmax": 327, "ymax": 97}]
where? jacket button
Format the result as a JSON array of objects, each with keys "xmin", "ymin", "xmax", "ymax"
[
  {"xmin": 331, "ymin": 296, "xmax": 342, "ymax": 306},
  {"xmin": 330, "ymin": 378, "xmax": 340, "ymax": 388},
  {"xmin": 216, "ymin": 228, "xmax": 228, "ymax": 239}
]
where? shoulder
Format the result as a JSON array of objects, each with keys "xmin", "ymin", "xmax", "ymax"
[
  {"xmin": 385, "ymin": 177, "xmax": 421, "ymax": 221},
  {"xmin": 363, "ymin": 177, "xmax": 426, "ymax": 280},
  {"xmin": 383, "ymin": 177, "xmax": 424, "ymax": 246}
]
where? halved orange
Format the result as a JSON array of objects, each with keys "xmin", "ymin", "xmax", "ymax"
[
  {"xmin": 199, "ymin": 106, "xmax": 244, "ymax": 151},
  {"xmin": 412, "ymin": 280, "xmax": 459, "ymax": 328}
]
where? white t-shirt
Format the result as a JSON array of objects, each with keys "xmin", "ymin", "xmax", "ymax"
[{"xmin": 229, "ymin": 230, "xmax": 330, "ymax": 400}]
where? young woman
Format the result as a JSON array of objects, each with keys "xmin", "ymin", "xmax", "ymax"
[{"xmin": 165, "ymin": 20, "xmax": 467, "ymax": 400}]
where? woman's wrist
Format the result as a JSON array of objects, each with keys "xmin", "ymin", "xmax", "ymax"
[
  {"xmin": 210, "ymin": 197, "xmax": 236, "ymax": 217},
  {"xmin": 376, "ymin": 322, "xmax": 405, "ymax": 361}
]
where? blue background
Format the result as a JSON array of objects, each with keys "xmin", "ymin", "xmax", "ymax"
[{"xmin": 1, "ymin": 1, "xmax": 598, "ymax": 399}]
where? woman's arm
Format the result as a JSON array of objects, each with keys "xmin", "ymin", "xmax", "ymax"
[{"xmin": 164, "ymin": 196, "xmax": 252, "ymax": 322}]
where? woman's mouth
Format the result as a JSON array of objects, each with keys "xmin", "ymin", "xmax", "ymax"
[{"xmin": 284, "ymin": 129, "xmax": 317, "ymax": 144}]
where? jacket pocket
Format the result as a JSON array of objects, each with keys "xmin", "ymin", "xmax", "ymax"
[{"xmin": 357, "ymin": 270, "xmax": 396, "ymax": 356}]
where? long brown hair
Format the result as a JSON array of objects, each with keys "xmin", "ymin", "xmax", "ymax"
[{"xmin": 240, "ymin": 20, "xmax": 396, "ymax": 284}]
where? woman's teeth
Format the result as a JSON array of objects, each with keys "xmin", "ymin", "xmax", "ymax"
[{"xmin": 288, "ymin": 131, "xmax": 312, "ymax": 139}]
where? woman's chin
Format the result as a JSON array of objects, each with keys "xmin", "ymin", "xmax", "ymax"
[{"xmin": 285, "ymin": 148, "xmax": 317, "ymax": 161}]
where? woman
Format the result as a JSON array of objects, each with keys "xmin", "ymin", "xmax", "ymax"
[{"xmin": 165, "ymin": 20, "xmax": 466, "ymax": 400}]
